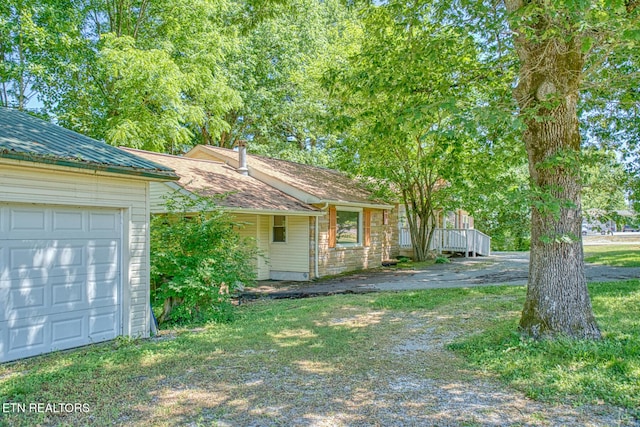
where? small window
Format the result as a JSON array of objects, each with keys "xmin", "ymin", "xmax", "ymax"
[
  {"xmin": 273, "ymin": 215, "xmax": 286, "ymax": 242},
  {"xmin": 337, "ymin": 210, "xmax": 361, "ymax": 245}
]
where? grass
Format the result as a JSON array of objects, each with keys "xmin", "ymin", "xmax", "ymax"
[
  {"xmin": 449, "ymin": 280, "xmax": 640, "ymax": 413},
  {"xmin": 584, "ymin": 244, "xmax": 640, "ymax": 267},
  {"xmin": 1, "ymin": 280, "xmax": 638, "ymax": 425}
]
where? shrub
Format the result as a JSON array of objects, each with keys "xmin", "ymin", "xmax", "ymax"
[
  {"xmin": 435, "ymin": 256, "xmax": 450, "ymax": 264},
  {"xmin": 150, "ymin": 192, "xmax": 258, "ymax": 325}
]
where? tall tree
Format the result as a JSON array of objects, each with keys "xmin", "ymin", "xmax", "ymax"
[
  {"xmin": 328, "ymin": 2, "xmax": 504, "ymax": 260},
  {"xmin": 218, "ymin": 0, "xmax": 351, "ymax": 164},
  {"xmin": 500, "ymin": 0, "xmax": 638, "ymax": 338},
  {"xmin": 0, "ymin": 0, "xmax": 81, "ymax": 110},
  {"xmin": 37, "ymin": 0, "xmax": 240, "ymax": 152}
]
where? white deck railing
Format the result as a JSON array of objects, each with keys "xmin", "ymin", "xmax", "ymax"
[{"xmin": 399, "ymin": 227, "xmax": 491, "ymax": 257}]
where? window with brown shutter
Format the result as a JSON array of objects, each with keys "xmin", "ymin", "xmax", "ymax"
[
  {"xmin": 328, "ymin": 206, "xmax": 336, "ymax": 248},
  {"xmin": 363, "ymin": 209, "xmax": 371, "ymax": 247}
]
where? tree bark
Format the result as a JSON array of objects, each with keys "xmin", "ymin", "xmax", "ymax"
[{"xmin": 505, "ymin": 1, "xmax": 601, "ymax": 339}]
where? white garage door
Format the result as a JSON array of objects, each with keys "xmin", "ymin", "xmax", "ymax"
[{"xmin": 0, "ymin": 204, "xmax": 121, "ymax": 363}]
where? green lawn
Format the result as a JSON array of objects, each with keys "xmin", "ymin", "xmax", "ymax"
[
  {"xmin": 584, "ymin": 244, "xmax": 640, "ymax": 267},
  {"xmin": 1, "ymin": 280, "xmax": 638, "ymax": 425}
]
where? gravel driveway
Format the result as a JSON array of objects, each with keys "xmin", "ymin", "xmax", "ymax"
[
  {"xmin": 228, "ymin": 251, "xmax": 640, "ymax": 426},
  {"xmin": 243, "ymin": 252, "xmax": 640, "ymax": 299}
]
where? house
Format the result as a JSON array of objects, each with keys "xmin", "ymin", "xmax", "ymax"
[
  {"xmin": 183, "ymin": 144, "xmax": 398, "ymax": 277},
  {"xmin": 119, "ymin": 148, "xmax": 323, "ymax": 281},
  {"xmin": 0, "ymin": 108, "xmax": 178, "ymax": 363}
]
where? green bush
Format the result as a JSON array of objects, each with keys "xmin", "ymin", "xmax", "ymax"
[
  {"xmin": 150, "ymin": 192, "xmax": 258, "ymax": 325},
  {"xmin": 435, "ymin": 256, "xmax": 450, "ymax": 264}
]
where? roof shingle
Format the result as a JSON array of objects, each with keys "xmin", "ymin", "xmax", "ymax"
[
  {"xmin": 121, "ymin": 148, "xmax": 319, "ymax": 213},
  {"xmin": 190, "ymin": 146, "xmax": 385, "ymax": 205}
]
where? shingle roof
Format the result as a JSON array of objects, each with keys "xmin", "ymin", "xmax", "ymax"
[
  {"xmin": 190, "ymin": 146, "xmax": 386, "ymax": 205},
  {"xmin": 0, "ymin": 107, "xmax": 178, "ymax": 180},
  {"xmin": 121, "ymin": 148, "xmax": 319, "ymax": 214}
]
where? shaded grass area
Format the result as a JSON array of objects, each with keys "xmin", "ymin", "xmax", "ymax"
[
  {"xmin": 584, "ymin": 245, "xmax": 640, "ymax": 267},
  {"xmin": 0, "ymin": 281, "xmax": 638, "ymax": 425},
  {"xmin": 449, "ymin": 280, "xmax": 640, "ymax": 415}
]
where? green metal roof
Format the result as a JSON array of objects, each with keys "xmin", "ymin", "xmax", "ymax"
[{"xmin": 0, "ymin": 107, "xmax": 178, "ymax": 180}]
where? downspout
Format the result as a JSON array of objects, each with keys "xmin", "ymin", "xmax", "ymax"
[{"xmin": 315, "ymin": 202, "xmax": 329, "ymax": 279}]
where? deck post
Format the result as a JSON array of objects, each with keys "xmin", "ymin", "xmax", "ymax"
[
  {"xmin": 465, "ymin": 229, "xmax": 469, "ymax": 258},
  {"xmin": 472, "ymin": 230, "xmax": 477, "ymax": 258}
]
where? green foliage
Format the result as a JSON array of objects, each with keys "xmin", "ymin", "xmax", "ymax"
[
  {"xmin": 219, "ymin": 0, "xmax": 350, "ymax": 158},
  {"xmin": 435, "ymin": 256, "xmax": 450, "ymax": 264},
  {"xmin": 450, "ymin": 280, "xmax": 640, "ymax": 412},
  {"xmin": 150, "ymin": 191, "xmax": 257, "ymax": 325}
]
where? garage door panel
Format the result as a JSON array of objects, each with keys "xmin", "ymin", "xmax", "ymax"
[
  {"xmin": 89, "ymin": 310, "xmax": 119, "ymax": 338},
  {"xmin": 1, "ymin": 205, "xmax": 122, "ymax": 363},
  {"xmin": 88, "ymin": 281, "xmax": 118, "ymax": 305},
  {"xmin": 52, "ymin": 211, "xmax": 84, "ymax": 231},
  {"xmin": 9, "ymin": 208, "xmax": 47, "ymax": 232},
  {"xmin": 7, "ymin": 320, "xmax": 46, "ymax": 355},
  {"xmin": 1, "ymin": 304, "xmax": 120, "ymax": 361},
  {"xmin": 52, "ymin": 281, "xmax": 84, "ymax": 305},
  {"xmin": 89, "ymin": 212, "xmax": 119, "ymax": 232},
  {"xmin": 7, "ymin": 285, "xmax": 47, "ymax": 312}
]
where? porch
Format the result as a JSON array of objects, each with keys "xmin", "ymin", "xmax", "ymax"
[{"xmin": 399, "ymin": 227, "xmax": 491, "ymax": 257}]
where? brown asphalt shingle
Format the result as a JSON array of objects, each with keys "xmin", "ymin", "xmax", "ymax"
[
  {"xmin": 122, "ymin": 148, "xmax": 318, "ymax": 213},
  {"xmin": 190, "ymin": 145, "xmax": 385, "ymax": 205}
]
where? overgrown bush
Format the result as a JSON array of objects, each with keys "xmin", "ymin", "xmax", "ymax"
[{"xmin": 150, "ymin": 192, "xmax": 258, "ymax": 325}]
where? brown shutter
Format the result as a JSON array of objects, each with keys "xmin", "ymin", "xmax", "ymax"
[
  {"xmin": 363, "ymin": 209, "xmax": 371, "ymax": 247},
  {"xmin": 328, "ymin": 206, "xmax": 336, "ymax": 248}
]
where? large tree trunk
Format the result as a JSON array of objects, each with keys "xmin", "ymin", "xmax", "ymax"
[{"xmin": 505, "ymin": 1, "xmax": 601, "ymax": 339}]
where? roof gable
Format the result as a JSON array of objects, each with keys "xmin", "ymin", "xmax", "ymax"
[
  {"xmin": 121, "ymin": 148, "xmax": 319, "ymax": 214},
  {"xmin": 0, "ymin": 108, "xmax": 177, "ymax": 180},
  {"xmin": 187, "ymin": 145, "xmax": 387, "ymax": 206}
]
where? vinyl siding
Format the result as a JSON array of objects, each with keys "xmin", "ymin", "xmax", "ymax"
[
  {"xmin": 149, "ymin": 182, "xmax": 177, "ymax": 213},
  {"xmin": 269, "ymin": 216, "xmax": 310, "ymax": 273},
  {"xmin": 257, "ymin": 216, "xmax": 270, "ymax": 280},
  {"xmin": 0, "ymin": 159, "xmax": 151, "ymax": 339},
  {"xmin": 231, "ymin": 213, "xmax": 270, "ymax": 280}
]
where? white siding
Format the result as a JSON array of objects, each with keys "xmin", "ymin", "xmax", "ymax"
[
  {"xmin": 149, "ymin": 182, "xmax": 178, "ymax": 213},
  {"xmin": 0, "ymin": 160, "xmax": 151, "ymax": 340},
  {"xmin": 269, "ymin": 216, "xmax": 310, "ymax": 273},
  {"xmin": 257, "ymin": 216, "xmax": 270, "ymax": 280},
  {"xmin": 232, "ymin": 213, "xmax": 269, "ymax": 280}
]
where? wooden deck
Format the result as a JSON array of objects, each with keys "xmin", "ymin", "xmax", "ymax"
[{"xmin": 399, "ymin": 228, "xmax": 491, "ymax": 257}]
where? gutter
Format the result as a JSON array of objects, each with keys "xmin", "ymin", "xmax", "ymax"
[
  {"xmin": 320, "ymin": 200, "xmax": 394, "ymax": 210},
  {"xmin": 0, "ymin": 151, "xmax": 179, "ymax": 181}
]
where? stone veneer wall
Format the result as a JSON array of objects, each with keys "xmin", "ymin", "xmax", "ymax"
[{"xmin": 311, "ymin": 206, "xmax": 399, "ymax": 278}]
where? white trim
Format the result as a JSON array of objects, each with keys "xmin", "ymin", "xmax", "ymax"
[
  {"xmin": 320, "ymin": 200, "xmax": 393, "ymax": 210},
  {"xmin": 0, "ymin": 157, "xmax": 176, "ymax": 182},
  {"xmin": 335, "ymin": 207, "xmax": 363, "ymax": 247}
]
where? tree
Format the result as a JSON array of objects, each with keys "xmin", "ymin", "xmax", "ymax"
[
  {"xmin": 328, "ymin": 2, "xmax": 499, "ymax": 260},
  {"xmin": 501, "ymin": 0, "xmax": 639, "ymax": 338},
  {"xmin": 0, "ymin": 0, "xmax": 81, "ymax": 110},
  {"xmin": 37, "ymin": 0, "xmax": 240, "ymax": 152},
  {"xmin": 217, "ymin": 0, "xmax": 351, "ymax": 164}
]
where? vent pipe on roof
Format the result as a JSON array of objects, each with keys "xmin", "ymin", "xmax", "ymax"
[{"xmin": 236, "ymin": 140, "xmax": 249, "ymax": 176}]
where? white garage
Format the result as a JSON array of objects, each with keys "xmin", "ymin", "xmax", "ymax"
[{"xmin": 0, "ymin": 108, "xmax": 178, "ymax": 362}]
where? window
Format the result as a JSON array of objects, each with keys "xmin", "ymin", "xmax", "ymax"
[
  {"xmin": 272, "ymin": 215, "xmax": 286, "ymax": 242},
  {"xmin": 336, "ymin": 209, "xmax": 361, "ymax": 245}
]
